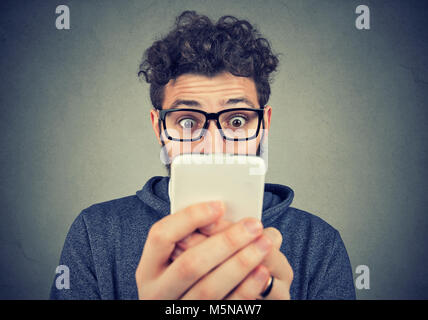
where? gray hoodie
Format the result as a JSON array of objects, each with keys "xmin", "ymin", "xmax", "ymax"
[{"xmin": 50, "ymin": 176, "xmax": 356, "ymax": 299}]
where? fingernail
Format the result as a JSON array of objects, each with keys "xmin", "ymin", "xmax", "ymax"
[
  {"xmin": 244, "ymin": 219, "xmax": 263, "ymax": 234},
  {"xmin": 255, "ymin": 236, "xmax": 272, "ymax": 253}
]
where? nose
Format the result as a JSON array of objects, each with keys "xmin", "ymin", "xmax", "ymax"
[{"xmin": 201, "ymin": 119, "xmax": 226, "ymax": 154}]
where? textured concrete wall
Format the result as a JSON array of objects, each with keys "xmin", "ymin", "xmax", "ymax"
[{"xmin": 1, "ymin": 0, "xmax": 427, "ymax": 299}]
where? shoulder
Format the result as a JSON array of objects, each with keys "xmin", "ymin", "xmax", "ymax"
[
  {"xmin": 285, "ymin": 206, "xmax": 339, "ymax": 235},
  {"xmin": 272, "ymin": 206, "xmax": 341, "ymax": 257},
  {"xmin": 67, "ymin": 195, "xmax": 147, "ymax": 241},
  {"xmin": 78, "ymin": 195, "xmax": 143, "ymax": 224},
  {"xmin": 60, "ymin": 194, "xmax": 151, "ymax": 263}
]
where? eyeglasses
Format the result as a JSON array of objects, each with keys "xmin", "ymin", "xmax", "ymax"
[{"xmin": 158, "ymin": 107, "xmax": 265, "ymax": 141}]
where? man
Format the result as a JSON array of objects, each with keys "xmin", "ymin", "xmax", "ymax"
[{"xmin": 50, "ymin": 11, "xmax": 356, "ymax": 300}]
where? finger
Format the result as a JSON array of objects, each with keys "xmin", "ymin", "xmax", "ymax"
[
  {"xmin": 170, "ymin": 246, "xmax": 184, "ymax": 261},
  {"xmin": 260, "ymin": 248, "xmax": 294, "ymax": 290},
  {"xmin": 263, "ymin": 228, "xmax": 283, "ymax": 249},
  {"xmin": 175, "ymin": 221, "xmax": 237, "ymax": 260},
  {"xmin": 259, "ymin": 277, "xmax": 291, "ymax": 300},
  {"xmin": 172, "ymin": 233, "xmax": 208, "ymax": 261},
  {"xmin": 176, "ymin": 224, "xmax": 280, "ymax": 263},
  {"xmin": 137, "ymin": 201, "xmax": 224, "ymax": 279},
  {"xmin": 180, "ymin": 234, "xmax": 273, "ymax": 300},
  {"xmin": 159, "ymin": 218, "xmax": 266, "ymax": 299},
  {"xmin": 179, "ymin": 220, "xmax": 235, "ymax": 253},
  {"xmin": 176, "ymin": 232, "xmax": 207, "ymax": 250},
  {"xmin": 180, "ymin": 222, "xmax": 274, "ymax": 253},
  {"xmin": 226, "ymin": 265, "xmax": 270, "ymax": 300},
  {"xmin": 199, "ymin": 219, "xmax": 233, "ymax": 236}
]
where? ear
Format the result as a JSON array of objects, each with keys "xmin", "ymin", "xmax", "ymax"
[
  {"xmin": 263, "ymin": 105, "xmax": 272, "ymax": 131},
  {"xmin": 150, "ymin": 108, "xmax": 163, "ymax": 146}
]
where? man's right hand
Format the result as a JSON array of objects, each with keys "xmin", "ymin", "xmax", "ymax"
[{"xmin": 135, "ymin": 201, "xmax": 272, "ymax": 299}]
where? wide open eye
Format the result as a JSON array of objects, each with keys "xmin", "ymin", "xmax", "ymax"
[
  {"xmin": 178, "ymin": 118, "xmax": 197, "ymax": 129},
  {"xmin": 228, "ymin": 115, "xmax": 247, "ymax": 128}
]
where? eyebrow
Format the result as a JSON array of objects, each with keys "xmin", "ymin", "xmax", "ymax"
[
  {"xmin": 169, "ymin": 97, "xmax": 256, "ymax": 109},
  {"xmin": 223, "ymin": 97, "xmax": 256, "ymax": 108},
  {"xmin": 170, "ymin": 99, "xmax": 202, "ymax": 108}
]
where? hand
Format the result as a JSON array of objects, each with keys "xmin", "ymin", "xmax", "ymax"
[
  {"xmin": 171, "ymin": 219, "xmax": 294, "ymax": 299},
  {"xmin": 135, "ymin": 201, "xmax": 273, "ymax": 299}
]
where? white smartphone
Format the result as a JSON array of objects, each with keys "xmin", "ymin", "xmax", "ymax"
[{"xmin": 169, "ymin": 153, "xmax": 266, "ymax": 222}]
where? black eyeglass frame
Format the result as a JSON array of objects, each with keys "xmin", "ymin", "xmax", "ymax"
[{"xmin": 158, "ymin": 106, "xmax": 265, "ymax": 142}]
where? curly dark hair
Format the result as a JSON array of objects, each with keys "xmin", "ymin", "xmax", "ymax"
[{"xmin": 137, "ymin": 11, "xmax": 279, "ymax": 109}]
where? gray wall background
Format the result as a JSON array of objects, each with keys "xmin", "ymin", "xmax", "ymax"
[{"xmin": 1, "ymin": 0, "xmax": 427, "ymax": 299}]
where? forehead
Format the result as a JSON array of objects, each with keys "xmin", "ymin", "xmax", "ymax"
[{"xmin": 162, "ymin": 72, "xmax": 259, "ymax": 107}]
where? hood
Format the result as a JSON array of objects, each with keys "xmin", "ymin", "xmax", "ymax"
[{"xmin": 136, "ymin": 176, "xmax": 294, "ymax": 224}]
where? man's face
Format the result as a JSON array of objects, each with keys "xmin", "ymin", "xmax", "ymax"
[{"xmin": 150, "ymin": 72, "xmax": 272, "ymax": 168}]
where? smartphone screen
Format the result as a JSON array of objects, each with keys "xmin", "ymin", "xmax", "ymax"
[{"xmin": 170, "ymin": 154, "xmax": 266, "ymax": 222}]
